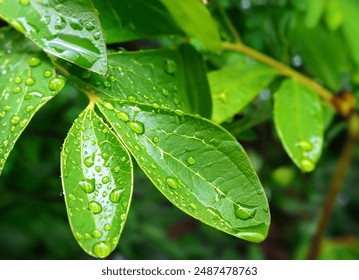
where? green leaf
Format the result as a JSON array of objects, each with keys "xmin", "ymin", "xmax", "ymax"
[
  {"xmin": 67, "ymin": 47, "xmax": 212, "ymax": 117},
  {"xmin": 274, "ymin": 79, "xmax": 324, "ymax": 173},
  {"xmin": 93, "ymin": 0, "xmax": 183, "ymax": 44},
  {"xmin": 289, "ymin": 19, "xmax": 352, "ymax": 91},
  {"xmin": 337, "ymin": 0, "xmax": 359, "ymax": 66},
  {"xmin": 0, "ymin": 28, "xmax": 64, "ymax": 174},
  {"xmin": 324, "ymin": 0, "xmax": 343, "ymax": 31},
  {"xmin": 0, "ymin": 0, "xmax": 107, "ymax": 74},
  {"xmin": 208, "ymin": 54, "xmax": 277, "ymax": 123},
  {"xmin": 160, "ymin": 0, "xmax": 221, "ymax": 51},
  {"xmin": 97, "ymin": 98, "xmax": 270, "ymax": 243},
  {"xmin": 304, "ymin": 0, "xmax": 325, "ymax": 28},
  {"xmin": 61, "ymin": 108, "xmax": 132, "ymax": 258}
]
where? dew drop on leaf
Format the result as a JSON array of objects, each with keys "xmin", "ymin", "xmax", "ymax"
[
  {"xmin": 75, "ymin": 232, "xmax": 83, "ymax": 241},
  {"xmin": 165, "ymin": 177, "xmax": 178, "ymax": 189},
  {"xmin": 88, "ymin": 201, "xmax": 102, "ymax": 214},
  {"xmin": 11, "ymin": 116, "xmax": 20, "ymax": 125},
  {"xmin": 43, "ymin": 70, "xmax": 52, "ymax": 78},
  {"xmin": 186, "ymin": 156, "xmax": 196, "ymax": 165},
  {"xmin": 13, "ymin": 76, "xmax": 22, "ymax": 84},
  {"xmin": 25, "ymin": 76, "xmax": 35, "ymax": 86},
  {"xmin": 103, "ymin": 102, "xmax": 114, "ymax": 110},
  {"xmin": 109, "ymin": 189, "xmax": 122, "ymax": 203},
  {"xmin": 49, "ymin": 76, "xmax": 65, "ymax": 91},
  {"xmin": 68, "ymin": 194, "xmax": 76, "ymax": 201},
  {"xmin": 103, "ymin": 223, "xmax": 111, "ymax": 231},
  {"xmin": 93, "ymin": 242, "xmax": 111, "ymax": 258},
  {"xmin": 116, "ymin": 111, "xmax": 130, "ymax": 122},
  {"xmin": 102, "ymin": 176, "xmax": 110, "ymax": 184},
  {"xmin": 92, "ymin": 229, "xmax": 102, "ymax": 239},
  {"xmin": 79, "ymin": 179, "xmax": 95, "ymax": 194},
  {"xmin": 19, "ymin": 0, "xmax": 30, "ymax": 6},
  {"xmin": 127, "ymin": 121, "xmax": 144, "ymax": 134},
  {"xmin": 13, "ymin": 86, "xmax": 21, "ymax": 94},
  {"xmin": 300, "ymin": 158, "xmax": 315, "ymax": 173},
  {"xmin": 153, "ymin": 136, "xmax": 159, "ymax": 143},
  {"xmin": 84, "ymin": 154, "xmax": 95, "ymax": 167},
  {"xmin": 28, "ymin": 56, "xmax": 41, "ymax": 67},
  {"xmin": 296, "ymin": 141, "xmax": 313, "ymax": 151},
  {"xmin": 235, "ymin": 205, "xmax": 257, "ymax": 220},
  {"xmin": 163, "ymin": 59, "xmax": 176, "ymax": 74}
]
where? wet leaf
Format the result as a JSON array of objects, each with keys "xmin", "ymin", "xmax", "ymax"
[
  {"xmin": 61, "ymin": 108, "xmax": 132, "ymax": 258},
  {"xmin": 67, "ymin": 47, "xmax": 212, "ymax": 117},
  {"xmin": 93, "ymin": 0, "xmax": 183, "ymax": 44},
  {"xmin": 0, "ymin": 0, "xmax": 107, "ymax": 74},
  {"xmin": 97, "ymin": 98, "xmax": 270, "ymax": 243},
  {"xmin": 274, "ymin": 79, "xmax": 324, "ymax": 173},
  {"xmin": 0, "ymin": 28, "xmax": 64, "ymax": 174},
  {"xmin": 208, "ymin": 54, "xmax": 277, "ymax": 123}
]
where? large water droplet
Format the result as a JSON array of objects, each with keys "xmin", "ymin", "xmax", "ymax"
[
  {"xmin": 79, "ymin": 179, "xmax": 95, "ymax": 193},
  {"xmin": 11, "ymin": 115, "xmax": 20, "ymax": 125},
  {"xmin": 109, "ymin": 189, "xmax": 122, "ymax": 203},
  {"xmin": 13, "ymin": 86, "xmax": 21, "ymax": 94},
  {"xmin": 88, "ymin": 201, "xmax": 102, "ymax": 214},
  {"xmin": 25, "ymin": 76, "xmax": 35, "ymax": 86},
  {"xmin": 28, "ymin": 56, "xmax": 41, "ymax": 67},
  {"xmin": 186, "ymin": 156, "xmax": 196, "ymax": 165},
  {"xmin": 102, "ymin": 176, "xmax": 110, "ymax": 184},
  {"xmin": 84, "ymin": 20, "xmax": 95, "ymax": 31},
  {"xmin": 92, "ymin": 229, "xmax": 102, "ymax": 239},
  {"xmin": 127, "ymin": 121, "xmax": 144, "ymax": 134},
  {"xmin": 235, "ymin": 205, "xmax": 256, "ymax": 220},
  {"xmin": 165, "ymin": 177, "xmax": 178, "ymax": 189},
  {"xmin": 49, "ymin": 76, "xmax": 65, "ymax": 92},
  {"xmin": 300, "ymin": 158, "xmax": 315, "ymax": 173},
  {"xmin": 163, "ymin": 59, "xmax": 176, "ymax": 74},
  {"xmin": 298, "ymin": 141, "xmax": 313, "ymax": 152},
  {"xmin": 13, "ymin": 76, "xmax": 22, "ymax": 84},
  {"xmin": 93, "ymin": 242, "xmax": 111, "ymax": 258},
  {"xmin": 103, "ymin": 223, "xmax": 111, "ymax": 231},
  {"xmin": 117, "ymin": 111, "xmax": 130, "ymax": 122},
  {"xmin": 43, "ymin": 70, "xmax": 52, "ymax": 78},
  {"xmin": 84, "ymin": 153, "xmax": 95, "ymax": 167}
]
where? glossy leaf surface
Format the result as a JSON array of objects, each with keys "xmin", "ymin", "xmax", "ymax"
[
  {"xmin": 61, "ymin": 108, "xmax": 132, "ymax": 258},
  {"xmin": 0, "ymin": 28, "xmax": 64, "ymax": 174},
  {"xmin": 97, "ymin": 98, "xmax": 270, "ymax": 243},
  {"xmin": 160, "ymin": 0, "xmax": 221, "ymax": 51},
  {"xmin": 68, "ymin": 47, "xmax": 212, "ymax": 117},
  {"xmin": 0, "ymin": 0, "xmax": 107, "ymax": 74},
  {"xmin": 209, "ymin": 55, "xmax": 277, "ymax": 123},
  {"xmin": 274, "ymin": 79, "xmax": 324, "ymax": 173},
  {"xmin": 93, "ymin": 0, "xmax": 183, "ymax": 44}
]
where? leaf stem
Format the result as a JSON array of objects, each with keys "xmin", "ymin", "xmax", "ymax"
[
  {"xmin": 306, "ymin": 136, "xmax": 356, "ymax": 259},
  {"xmin": 222, "ymin": 41, "xmax": 334, "ymax": 106}
]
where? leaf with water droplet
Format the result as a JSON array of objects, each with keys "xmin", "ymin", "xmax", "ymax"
[
  {"xmin": 0, "ymin": 0, "xmax": 107, "ymax": 74},
  {"xmin": 0, "ymin": 28, "xmax": 63, "ymax": 174},
  {"xmin": 61, "ymin": 108, "xmax": 132, "ymax": 258},
  {"xmin": 64, "ymin": 46, "xmax": 212, "ymax": 118},
  {"xmin": 274, "ymin": 79, "xmax": 324, "ymax": 173},
  {"xmin": 97, "ymin": 98, "xmax": 270, "ymax": 243},
  {"xmin": 92, "ymin": 0, "xmax": 183, "ymax": 44}
]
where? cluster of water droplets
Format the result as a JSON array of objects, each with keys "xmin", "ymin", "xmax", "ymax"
[{"xmin": 295, "ymin": 137, "xmax": 321, "ymax": 172}]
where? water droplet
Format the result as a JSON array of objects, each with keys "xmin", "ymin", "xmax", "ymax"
[
  {"xmin": 11, "ymin": 116, "xmax": 20, "ymax": 125},
  {"xmin": 127, "ymin": 95, "xmax": 136, "ymax": 102},
  {"xmin": 163, "ymin": 59, "xmax": 176, "ymax": 74},
  {"xmin": 296, "ymin": 141, "xmax": 313, "ymax": 151},
  {"xmin": 43, "ymin": 70, "xmax": 52, "ymax": 78},
  {"xmin": 13, "ymin": 86, "xmax": 21, "ymax": 94},
  {"xmin": 186, "ymin": 156, "xmax": 196, "ymax": 165},
  {"xmin": 300, "ymin": 159, "xmax": 315, "ymax": 173},
  {"xmin": 84, "ymin": 233, "xmax": 91, "ymax": 240},
  {"xmin": 127, "ymin": 121, "xmax": 144, "ymax": 134},
  {"xmin": 117, "ymin": 111, "xmax": 130, "ymax": 122},
  {"xmin": 55, "ymin": 17, "xmax": 66, "ymax": 30},
  {"xmin": 84, "ymin": 21, "xmax": 95, "ymax": 31},
  {"xmin": 95, "ymin": 166, "xmax": 101, "ymax": 172},
  {"xmin": 49, "ymin": 76, "xmax": 65, "ymax": 92},
  {"xmin": 109, "ymin": 189, "xmax": 122, "ymax": 203},
  {"xmin": 79, "ymin": 179, "xmax": 95, "ymax": 193},
  {"xmin": 165, "ymin": 177, "xmax": 178, "ymax": 189},
  {"xmin": 75, "ymin": 232, "xmax": 83, "ymax": 240},
  {"xmin": 19, "ymin": 0, "xmax": 29, "ymax": 5},
  {"xmin": 102, "ymin": 176, "xmax": 110, "ymax": 184},
  {"xmin": 112, "ymin": 237, "xmax": 119, "ymax": 245},
  {"xmin": 24, "ymin": 105, "xmax": 34, "ymax": 112},
  {"xmin": 189, "ymin": 203, "xmax": 197, "ymax": 210},
  {"xmin": 104, "ymin": 223, "xmax": 111, "ymax": 231},
  {"xmin": 103, "ymin": 80, "xmax": 111, "ymax": 88},
  {"xmin": 235, "ymin": 205, "xmax": 256, "ymax": 220},
  {"xmin": 93, "ymin": 242, "xmax": 111, "ymax": 258},
  {"xmin": 28, "ymin": 56, "xmax": 40, "ymax": 67},
  {"xmin": 93, "ymin": 31, "xmax": 101, "ymax": 40},
  {"xmin": 84, "ymin": 154, "xmax": 95, "ymax": 167},
  {"xmin": 103, "ymin": 102, "xmax": 114, "ymax": 110},
  {"xmin": 174, "ymin": 109, "xmax": 184, "ymax": 116},
  {"xmin": 88, "ymin": 201, "xmax": 102, "ymax": 214},
  {"xmin": 153, "ymin": 136, "xmax": 159, "ymax": 143},
  {"xmin": 13, "ymin": 76, "xmax": 22, "ymax": 84},
  {"xmin": 25, "ymin": 76, "xmax": 35, "ymax": 86},
  {"xmin": 92, "ymin": 229, "xmax": 102, "ymax": 239},
  {"xmin": 4, "ymin": 105, "xmax": 11, "ymax": 111},
  {"xmin": 68, "ymin": 194, "xmax": 76, "ymax": 201},
  {"xmin": 152, "ymin": 103, "xmax": 160, "ymax": 109}
]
